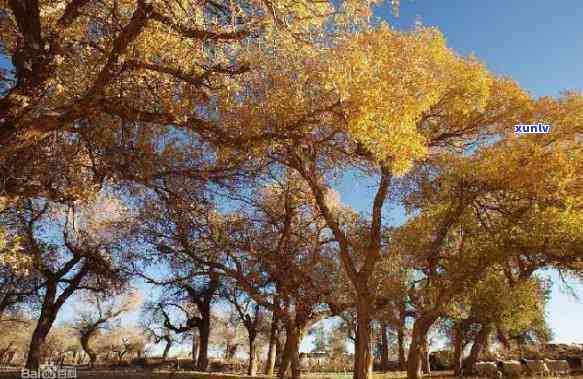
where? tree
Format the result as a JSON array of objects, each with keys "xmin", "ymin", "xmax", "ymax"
[
  {"xmin": 216, "ymin": 23, "xmax": 533, "ymax": 379},
  {"xmin": 212, "ymin": 177, "xmax": 350, "ymax": 379},
  {"xmin": 211, "ymin": 309, "xmax": 247, "ymax": 361},
  {"xmin": 309, "ymin": 324, "xmax": 329, "ymax": 353},
  {"xmin": 0, "ymin": 316, "xmax": 34, "ymax": 366},
  {"xmin": 328, "ymin": 324, "xmax": 350, "ymax": 372},
  {"xmin": 224, "ymin": 285, "xmax": 266, "ymax": 376},
  {"xmin": 42, "ymin": 325, "xmax": 82, "ymax": 367},
  {"xmin": 444, "ymin": 273, "xmax": 551, "ymax": 375},
  {"xmin": 131, "ymin": 175, "xmax": 226, "ymax": 371},
  {"xmin": 138, "ymin": 271, "xmax": 221, "ymax": 371},
  {"xmin": 390, "ymin": 90, "xmax": 582, "ymax": 378},
  {"xmin": 156, "ymin": 174, "xmax": 349, "ymax": 379},
  {"xmin": 140, "ymin": 299, "xmax": 184, "ymax": 361},
  {"xmin": 0, "ymin": 215, "xmax": 36, "ymax": 322},
  {"xmin": 73, "ymin": 290, "xmax": 142, "ymax": 367},
  {"xmin": 0, "ymin": 261, "xmax": 35, "ymax": 323},
  {"xmin": 1, "ymin": 195, "xmax": 131, "ymax": 370},
  {"xmin": 0, "ymin": 0, "xmax": 351, "ymax": 204},
  {"xmin": 264, "ymin": 310, "xmax": 282, "ymax": 375},
  {"xmin": 99, "ymin": 327, "xmax": 148, "ymax": 363}
]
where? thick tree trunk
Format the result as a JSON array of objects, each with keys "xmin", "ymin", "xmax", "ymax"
[
  {"xmin": 26, "ymin": 310, "xmax": 57, "ymax": 369},
  {"xmin": 25, "ymin": 258, "xmax": 89, "ymax": 370},
  {"xmin": 278, "ymin": 320, "xmax": 303, "ymax": 379},
  {"xmin": 463, "ymin": 324, "xmax": 492, "ymax": 373},
  {"xmin": 452, "ymin": 323, "xmax": 465, "ymax": 377},
  {"xmin": 398, "ymin": 302, "xmax": 407, "ymax": 371},
  {"xmin": 291, "ymin": 342, "xmax": 301, "ymax": 379},
  {"xmin": 197, "ymin": 322, "xmax": 210, "ymax": 371},
  {"xmin": 196, "ymin": 306, "xmax": 211, "ymax": 371},
  {"xmin": 380, "ymin": 322, "xmax": 389, "ymax": 371},
  {"xmin": 248, "ymin": 334, "xmax": 258, "ymax": 376},
  {"xmin": 278, "ymin": 332, "xmax": 292, "ymax": 379},
  {"xmin": 353, "ymin": 296, "xmax": 373, "ymax": 379},
  {"xmin": 80, "ymin": 332, "xmax": 97, "ymax": 369},
  {"xmin": 275, "ymin": 333, "xmax": 284, "ymax": 368},
  {"xmin": 265, "ymin": 313, "xmax": 279, "ymax": 375},
  {"xmin": 407, "ymin": 315, "xmax": 437, "ymax": 379}
]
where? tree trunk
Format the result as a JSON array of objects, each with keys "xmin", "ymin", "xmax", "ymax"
[
  {"xmin": 496, "ymin": 326, "xmax": 511, "ymax": 351},
  {"xmin": 353, "ymin": 296, "xmax": 373, "ymax": 379},
  {"xmin": 162, "ymin": 337, "xmax": 172, "ymax": 361},
  {"xmin": 407, "ymin": 315, "xmax": 437, "ymax": 379},
  {"xmin": 291, "ymin": 343, "xmax": 301, "ymax": 379},
  {"xmin": 80, "ymin": 332, "xmax": 97, "ymax": 369},
  {"xmin": 197, "ymin": 317, "xmax": 210, "ymax": 371},
  {"xmin": 278, "ymin": 331, "xmax": 292, "ymax": 379},
  {"xmin": 420, "ymin": 337, "xmax": 430, "ymax": 374},
  {"xmin": 248, "ymin": 334, "xmax": 258, "ymax": 376},
  {"xmin": 452, "ymin": 322, "xmax": 465, "ymax": 377},
  {"xmin": 398, "ymin": 302, "xmax": 407, "ymax": 371},
  {"xmin": 463, "ymin": 324, "xmax": 492, "ymax": 374},
  {"xmin": 192, "ymin": 329, "xmax": 199, "ymax": 368},
  {"xmin": 275, "ymin": 332, "xmax": 284, "ymax": 368},
  {"xmin": 278, "ymin": 320, "xmax": 303, "ymax": 379},
  {"xmin": 265, "ymin": 312, "xmax": 279, "ymax": 375},
  {"xmin": 25, "ymin": 310, "xmax": 57, "ymax": 369},
  {"xmin": 380, "ymin": 322, "xmax": 389, "ymax": 371}
]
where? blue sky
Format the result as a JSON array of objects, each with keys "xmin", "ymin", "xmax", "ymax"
[{"xmin": 379, "ymin": 0, "xmax": 583, "ymax": 98}]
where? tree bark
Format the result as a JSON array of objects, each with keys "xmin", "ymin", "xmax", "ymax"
[
  {"xmin": 278, "ymin": 320, "xmax": 303, "ymax": 379},
  {"xmin": 353, "ymin": 296, "xmax": 373, "ymax": 379},
  {"xmin": 420, "ymin": 337, "xmax": 430, "ymax": 374},
  {"xmin": 25, "ymin": 297, "xmax": 59, "ymax": 369},
  {"xmin": 380, "ymin": 322, "xmax": 389, "ymax": 371},
  {"xmin": 265, "ymin": 312, "xmax": 279, "ymax": 375},
  {"xmin": 398, "ymin": 302, "xmax": 407, "ymax": 371},
  {"xmin": 248, "ymin": 333, "xmax": 258, "ymax": 376},
  {"xmin": 24, "ymin": 253, "xmax": 90, "ymax": 370},
  {"xmin": 407, "ymin": 315, "xmax": 437, "ymax": 379},
  {"xmin": 463, "ymin": 324, "xmax": 492, "ymax": 374},
  {"xmin": 291, "ymin": 343, "xmax": 301, "ymax": 379},
  {"xmin": 197, "ymin": 315, "xmax": 210, "ymax": 371},
  {"xmin": 162, "ymin": 336, "xmax": 172, "ymax": 361},
  {"xmin": 452, "ymin": 322, "xmax": 465, "ymax": 377},
  {"xmin": 80, "ymin": 331, "xmax": 98, "ymax": 369},
  {"xmin": 275, "ymin": 332, "xmax": 284, "ymax": 368},
  {"xmin": 192, "ymin": 329, "xmax": 199, "ymax": 368},
  {"xmin": 278, "ymin": 331, "xmax": 292, "ymax": 379}
]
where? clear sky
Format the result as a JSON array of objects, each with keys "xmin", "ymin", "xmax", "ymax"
[{"xmin": 379, "ymin": 0, "xmax": 583, "ymax": 98}]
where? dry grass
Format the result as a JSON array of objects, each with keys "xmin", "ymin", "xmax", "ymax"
[{"xmin": 1, "ymin": 369, "xmax": 583, "ymax": 379}]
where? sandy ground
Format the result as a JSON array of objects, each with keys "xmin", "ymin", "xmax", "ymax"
[{"xmin": 1, "ymin": 369, "xmax": 583, "ymax": 379}]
